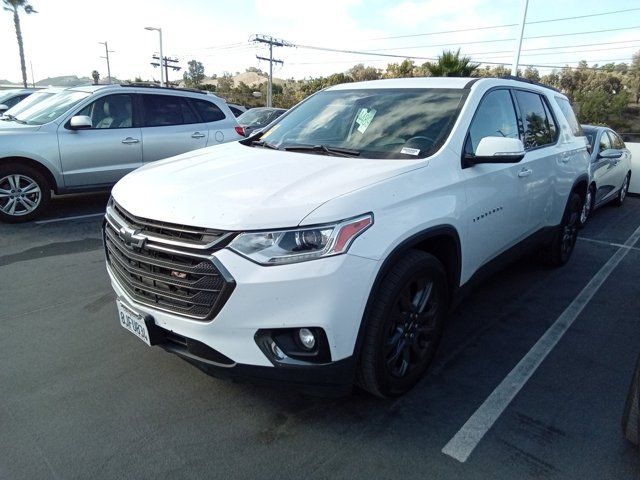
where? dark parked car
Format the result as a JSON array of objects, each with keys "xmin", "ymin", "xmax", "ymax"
[
  {"xmin": 236, "ymin": 107, "xmax": 286, "ymax": 136},
  {"xmin": 579, "ymin": 125, "xmax": 632, "ymax": 226}
]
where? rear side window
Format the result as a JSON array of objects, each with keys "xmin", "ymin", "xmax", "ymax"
[
  {"xmin": 555, "ymin": 97, "xmax": 584, "ymax": 137},
  {"xmin": 142, "ymin": 94, "xmax": 200, "ymax": 127},
  {"xmin": 465, "ymin": 89, "xmax": 519, "ymax": 155},
  {"xmin": 190, "ymin": 99, "xmax": 226, "ymax": 122},
  {"xmin": 514, "ymin": 90, "xmax": 556, "ymax": 149}
]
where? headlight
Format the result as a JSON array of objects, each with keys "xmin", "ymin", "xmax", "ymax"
[{"xmin": 228, "ymin": 214, "xmax": 373, "ymax": 265}]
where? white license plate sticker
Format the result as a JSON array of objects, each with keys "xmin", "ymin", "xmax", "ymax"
[{"xmin": 117, "ymin": 300, "xmax": 151, "ymax": 346}]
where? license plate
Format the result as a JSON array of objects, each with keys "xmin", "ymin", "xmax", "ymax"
[{"xmin": 117, "ymin": 299, "xmax": 151, "ymax": 346}]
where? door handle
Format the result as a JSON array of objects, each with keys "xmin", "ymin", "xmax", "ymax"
[
  {"xmin": 518, "ymin": 168, "xmax": 533, "ymax": 178},
  {"xmin": 560, "ymin": 153, "xmax": 570, "ymax": 163},
  {"xmin": 191, "ymin": 132, "xmax": 206, "ymax": 139},
  {"xmin": 122, "ymin": 137, "xmax": 140, "ymax": 144}
]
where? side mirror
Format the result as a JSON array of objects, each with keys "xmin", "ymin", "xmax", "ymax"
[
  {"xmin": 598, "ymin": 148, "xmax": 622, "ymax": 160},
  {"xmin": 69, "ymin": 115, "xmax": 92, "ymax": 130},
  {"xmin": 467, "ymin": 137, "xmax": 525, "ymax": 165},
  {"xmin": 0, "ymin": 104, "xmax": 9, "ymax": 113}
]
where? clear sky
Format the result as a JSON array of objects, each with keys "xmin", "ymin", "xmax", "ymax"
[{"xmin": 1, "ymin": 0, "xmax": 639, "ymax": 83}]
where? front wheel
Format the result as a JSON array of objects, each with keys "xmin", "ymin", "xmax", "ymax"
[
  {"xmin": 539, "ymin": 193, "xmax": 582, "ymax": 267},
  {"xmin": 357, "ymin": 250, "xmax": 448, "ymax": 398},
  {"xmin": 614, "ymin": 173, "xmax": 630, "ymax": 207},
  {"xmin": 0, "ymin": 163, "xmax": 51, "ymax": 223},
  {"xmin": 578, "ymin": 186, "xmax": 594, "ymax": 228}
]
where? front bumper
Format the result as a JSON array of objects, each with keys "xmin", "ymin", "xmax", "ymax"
[{"xmin": 107, "ymin": 247, "xmax": 379, "ymax": 384}]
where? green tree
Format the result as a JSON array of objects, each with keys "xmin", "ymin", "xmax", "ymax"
[
  {"xmin": 347, "ymin": 63, "xmax": 381, "ymax": 82},
  {"xmin": 421, "ymin": 49, "xmax": 479, "ymax": 77},
  {"xmin": 523, "ymin": 67, "xmax": 540, "ymax": 82},
  {"xmin": 91, "ymin": 70, "xmax": 100, "ymax": 85},
  {"xmin": 385, "ymin": 59, "xmax": 416, "ymax": 78},
  {"xmin": 3, "ymin": 0, "xmax": 37, "ymax": 88},
  {"xmin": 183, "ymin": 60, "xmax": 205, "ymax": 87}
]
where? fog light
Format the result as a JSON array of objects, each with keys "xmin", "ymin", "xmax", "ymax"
[
  {"xmin": 298, "ymin": 328, "xmax": 316, "ymax": 350},
  {"xmin": 270, "ymin": 341, "xmax": 285, "ymax": 360}
]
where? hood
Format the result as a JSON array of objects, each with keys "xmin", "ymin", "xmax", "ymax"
[
  {"xmin": 0, "ymin": 120, "xmax": 42, "ymax": 132},
  {"xmin": 112, "ymin": 142, "xmax": 426, "ymax": 230}
]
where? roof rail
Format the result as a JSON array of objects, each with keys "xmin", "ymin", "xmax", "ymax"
[
  {"xmin": 496, "ymin": 75, "xmax": 561, "ymax": 93},
  {"xmin": 119, "ymin": 83, "xmax": 209, "ymax": 95}
]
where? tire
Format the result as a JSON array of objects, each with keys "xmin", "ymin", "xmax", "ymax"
[
  {"xmin": 614, "ymin": 173, "xmax": 630, "ymax": 207},
  {"xmin": 0, "ymin": 163, "xmax": 51, "ymax": 223},
  {"xmin": 578, "ymin": 185, "xmax": 594, "ymax": 228},
  {"xmin": 357, "ymin": 250, "xmax": 448, "ymax": 398},
  {"xmin": 622, "ymin": 355, "xmax": 639, "ymax": 446},
  {"xmin": 539, "ymin": 193, "xmax": 582, "ymax": 267}
]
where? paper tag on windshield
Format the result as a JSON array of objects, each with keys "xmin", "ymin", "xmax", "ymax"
[
  {"xmin": 356, "ymin": 108, "xmax": 377, "ymax": 134},
  {"xmin": 400, "ymin": 147, "xmax": 420, "ymax": 156}
]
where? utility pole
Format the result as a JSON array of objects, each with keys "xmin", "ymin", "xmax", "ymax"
[
  {"xmin": 99, "ymin": 41, "xmax": 114, "ymax": 84},
  {"xmin": 151, "ymin": 55, "xmax": 181, "ymax": 87},
  {"xmin": 29, "ymin": 61, "xmax": 35, "ymax": 88},
  {"xmin": 251, "ymin": 34, "xmax": 292, "ymax": 107},
  {"xmin": 511, "ymin": 0, "xmax": 529, "ymax": 76}
]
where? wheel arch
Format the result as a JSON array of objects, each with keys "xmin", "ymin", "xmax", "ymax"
[
  {"xmin": 352, "ymin": 224, "xmax": 462, "ymax": 360},
  {"xmin": 0, "ymin": 156, "xmax": 59, "ymax": 193}
]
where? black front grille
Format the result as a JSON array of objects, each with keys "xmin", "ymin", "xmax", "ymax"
[
  {"xmin": 112, "ymin": 202, "xmax": 230, "ymax": 248},
  {"xmin": 104, "ymin": 217, "xmax": 235, "ymax": 321}
]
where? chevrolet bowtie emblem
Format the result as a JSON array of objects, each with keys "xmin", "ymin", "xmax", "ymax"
[{"xmin": 118, "ymin": 225, "xmax": 146, "ymax": 249}]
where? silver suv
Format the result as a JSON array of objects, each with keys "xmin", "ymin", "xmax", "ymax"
[{"xmin": 0, "ymin": 84, "xmax": 243, "ymax": 222}]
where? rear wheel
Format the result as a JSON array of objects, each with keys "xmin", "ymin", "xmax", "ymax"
[
  {"xmin": 539, "ymin": 193, "xmax": 581, "ymax": 267},
  {"xmin": 0, "ymin": 163, "xmax": 51, "ymax": 223},
  {"xmin": 614, "ymin": 173, "xmax": 630, "ymax": 207},
  {"xmin": 357, "ymin": 250, "xmax": 448, "ymax": 398}
]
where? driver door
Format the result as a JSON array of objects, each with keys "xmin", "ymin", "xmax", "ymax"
[{"xmin": 58, "ymin": 93, "xmax": 142, "ymax": 187}]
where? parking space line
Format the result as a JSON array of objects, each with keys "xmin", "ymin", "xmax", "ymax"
[
  {"xmin": 34, "ymin": 213, "xmax": 104, "ymax": 224},
  {"xmin": 579, "ymin": 236, "xmax": 640, "ymax": 252},
  {"xmin": 442, "ymin": 223, "xmax": 640, "ymax": 463}
]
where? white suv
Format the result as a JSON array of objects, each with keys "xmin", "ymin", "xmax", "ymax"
[{"xmin": 105, "ymin": 77, "xmax": 590, "ymax": 397}]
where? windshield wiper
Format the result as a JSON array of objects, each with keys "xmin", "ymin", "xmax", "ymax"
[
  {"xmin": 250, "ymin": 140, "xmax": 281, "ymax": 150},
  {"xmin": 0, "ymin": 114, "xmax": 13, "ymax": 121},
  {"xmin": 282, "ymin": 144, "xmax": 360, "ymax": 157}
]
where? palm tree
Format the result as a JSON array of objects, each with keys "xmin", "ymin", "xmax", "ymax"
[
  {"xmin": 3, "ymin": 0, "xmax": 37, "ymax": 88},
  {"xmin": 423, "ymin": 49, "xmax": 479, "ymax": 77}
]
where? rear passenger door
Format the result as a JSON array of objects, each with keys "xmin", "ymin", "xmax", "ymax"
[
  {"xmin": 592, "ymin": 130, "xmax": 617, "ymax": 204},
  {"xmin": 190, "ymin": 98, "xmax": 234, "ymax": 145},
  {"xmin": 607, "ymin": 131, "xmax": 630, "ymax": 191},
  {"xmin": 512, "ymin": 89, "xmax": 559, "ymax": 231},
  {"xmin": 139, "ymin": 94, "xmax": 209, "ymax": 163}
]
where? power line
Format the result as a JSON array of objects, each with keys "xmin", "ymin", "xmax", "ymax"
[
  {"xmin": 371, "ymin": 7, "xmax": 640, "ymax": 40},
  {"xmin": 464, "ymin": 39, "xmax": 640, "ymax": 57},
  {"xmin": 472, "ymin": 45, "xmax": 640, "ymax": 60}
]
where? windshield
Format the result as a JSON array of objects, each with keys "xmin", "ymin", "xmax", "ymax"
[
  {"xmin": 0, "ymin": 89, "xmax": 21, "ymax": 103},
  {"xmin": 2, "ymin": 91, "xmax": 55, "ymax": 119},
  {"xmin": 238, "ymin": 108, "xmax": 282, "ymax": 127},
  {"xmin": 256, "ymin": 88, "xmax": 466, "ymax": 159},
  {"xmin": 15, "ymin": 90, "xmax": 90, "ymax": 125}
]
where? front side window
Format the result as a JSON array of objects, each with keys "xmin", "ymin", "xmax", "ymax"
[
  {"xmin": 599, "ymin": 131, "xmax": 612, "ymax": 152},
  {"xmin": 514, "ymin": 90, "xmax": 556, "ymax": 149},
  {"xmin": 465, "ymin": 89, "xmax": 519, "ymax": 155},
  {"xmin": 142, "ymin": 95, "xmax": 200, "ymax": 127},
  {"xmin": 76, "ymin": 94, "xmax": 133, "ymax": 129},
  {"xmin": 608, "ymin": 131, "xmax": 625, "ymax": 150},
  {"xmin": 258, "ymin": 88, "xmax": 467, "ymax": 159},
  {"xmin": 15, "ymin": 90, "xmax": 90, "ymax": 125}
]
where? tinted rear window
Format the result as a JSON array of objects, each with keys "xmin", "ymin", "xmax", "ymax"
[
  {"xmin": 555, "ymin": 97, "xmax": 584, "ymax": 137},
  {"xmin": 142, "ymin": 94, "xmax": 201, "ymax": 127},
  {"xmin": 190, "ymin": 99, "xmax": 226, "ymax": 122}
]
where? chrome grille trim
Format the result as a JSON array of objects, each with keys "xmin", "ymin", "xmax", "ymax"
[
  {"xmin": 106, "ymin": 202, "xmax": 235, "ymax": 251},
  {"xmin": 104, "ymin": 206, "xmax": 235, "ymax": 321}
]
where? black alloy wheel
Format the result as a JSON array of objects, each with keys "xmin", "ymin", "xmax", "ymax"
[{"xmin": 357, "ymin": 250, "xmax": 448, "ymax": 398}]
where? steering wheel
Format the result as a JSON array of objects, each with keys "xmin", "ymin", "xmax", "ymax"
[{"xmin": 405, "ymin": 136, "xmax": 436, "ymax": 146}]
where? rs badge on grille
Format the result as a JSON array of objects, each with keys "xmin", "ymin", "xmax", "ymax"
[{"xmin": 171, "ymin": 271, "xmax": 188, "ymax": 279}]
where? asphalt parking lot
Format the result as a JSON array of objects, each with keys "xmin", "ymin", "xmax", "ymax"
[{"xmin": 1, "ymin": 193, "xmax": 639, "ymax": 480}]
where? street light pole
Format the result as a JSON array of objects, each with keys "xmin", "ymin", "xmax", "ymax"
[
  {"xmin": 511, "ymin": 0, "xmax": 529, "ymax": 76},
  {"xmin": 98, "ymin": 41, "xmax": 113, "ymax": 84},
  {"xmin": 145, "ymin": 27, "xmax": 165, "ymax": 87}
]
